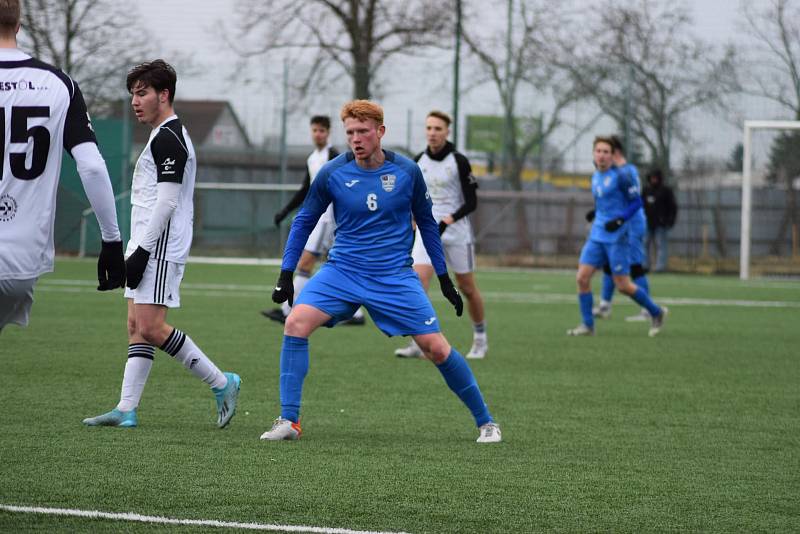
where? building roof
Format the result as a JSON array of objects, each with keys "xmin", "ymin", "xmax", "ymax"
[{"xmin": 106, "ymin": 100, "xmax": 250, "ymax": 147}]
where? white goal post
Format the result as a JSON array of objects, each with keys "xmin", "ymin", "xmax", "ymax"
[{"xmin": 741, "ymin": 120, "xmax": 800, "ymax": 280}]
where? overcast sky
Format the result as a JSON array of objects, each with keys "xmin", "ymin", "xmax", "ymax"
[{"xmin": 134, "ymin": 0, "xmax": 781, "ymax": 172}]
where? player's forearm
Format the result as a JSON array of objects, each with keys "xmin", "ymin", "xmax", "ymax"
[
  {"xmin": 418, "ymin": 217, "xmax": 448, "ymax": 275},
  {"xmin": 72, "ymin": 142, "xmax": 121, "ymax": 242},
  {"xmin": 280, "ymin": 207, "xmax": 318, "ymax": 271},
  {"xmin": 139, "ymin": 182, "xmax": 181, "ymax": 252},
  {"xmin": 451, "ymin": 195, "xmax": 477, "ymax": 221},
  {"xmin": 618, "ymin": 196, "xmax": 643, "ymax": 221}
]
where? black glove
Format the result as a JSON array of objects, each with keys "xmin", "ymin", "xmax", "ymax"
[
  {"xmin": 274, "ymin": 209, "xmax": 287, "ymax": 227},
  {"xmin": 438, "ymin": 273, "xmax": 463, "ymax": 317},
  {"xmin": 97, "ymin": 240, "xmax": 125, "ymax": 291},
  {"xmin": 585, "ymin": 209, "xmax": 595, "ymax": 222},
  {"xmin": 604, "ymin": 218, "xmax": 624, "ymax": 232},
  {"xmin": 438, "ymin": 221, "xmax": 448, "ymax": 235},
  {"xmin": 272, "ymin": 269, "xmax": 294, "ymax": 306},
  {"xmin": 125, "ymin": 246, "xmax": 151, "ymax": 290}
]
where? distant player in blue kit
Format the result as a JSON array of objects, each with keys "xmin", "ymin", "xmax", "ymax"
[
  {"xmin": 260, "ymin": 100, "xmax": 501, "ymax": 443},
  {"xmin": 568, "ymin": 136, "xmax": 667, "ymax": 337},
  {"xmin": 592, "ymin": 135, "xmax": 653, "ymax": 322}
]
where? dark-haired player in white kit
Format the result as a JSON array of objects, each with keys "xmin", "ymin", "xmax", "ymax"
[
  {"xmin": 83, "ymin": 60, "xmax": 240, "ymax": 428},
  {"xmin": 0, "ymin": 0, "xmax": 125, "ymax": 334},
  {"xmin": 395, "ymin": 111, "xmax": 487, "ymax": 359}
]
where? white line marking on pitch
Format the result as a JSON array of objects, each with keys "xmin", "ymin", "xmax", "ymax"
[
  {"xmin": 36, "ymin": 279, "xmax": 800, "ymax": 308},
  {"xmin": 0, "ymin": 504, "xmax": 411, "ymax": 534}
]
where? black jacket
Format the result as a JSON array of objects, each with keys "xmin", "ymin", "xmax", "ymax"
[{"xmin": 642, "ymin": 182, "xmax": 677, "ymax": 230}]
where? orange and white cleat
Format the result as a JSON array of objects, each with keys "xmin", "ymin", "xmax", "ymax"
[{"xmin": 260, "ymin": 417, "xmax": 302, "ymax": 441}]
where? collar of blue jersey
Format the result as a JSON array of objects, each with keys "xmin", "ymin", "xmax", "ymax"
[
  {"xmin": 425, "ymin": 141, "xmax": 455, "ymax": 161},
  {"xmin": 345, "ymin": 149, "xmax": 395, "ymax": 162}
]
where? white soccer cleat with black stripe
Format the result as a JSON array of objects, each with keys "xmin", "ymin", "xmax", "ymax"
[{"xmin": 394, "ymin": 340, "xmax": 423, "ymax": 358}]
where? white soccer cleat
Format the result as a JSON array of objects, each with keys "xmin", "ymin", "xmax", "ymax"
[
  {"xmin": 625, "ymin": 309, "xmax": 650, "ymax": 322},
  {"xmin": 648, "ymin": 306, "xmax": 668, "ymax": 337},
  {"xmin": 260, "ymin": 417, "xmax": 302, "ymax": 441},
  {"xmin": 592, "ymin": 304, "xmax": 612, "ymax": 319},
  {"xmin": 466, "ymin": 339, "xmax": 488, "ymax": 359},
  {"xmin": 477, "ymin": 422, "xmax": 502, "ymax": 443},
  {"xmin": 567, "ymin": 324, "xmax": 594, "ymax": 336},
  {"xmin": 394, "ymin": 340, "xmax": 423, "ymax": 358}
]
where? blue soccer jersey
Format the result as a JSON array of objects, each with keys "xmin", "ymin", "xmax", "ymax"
[
  {"xmin": 619, "ymin": 163, "xmax": 646, "ymax": 238},
  {"xmin": 589, "ymin": 166, "xmax": 640, "ymax": 244},
  {"xmin": 281, "ymin": 150, "xmax": 447, "ymax": 276}
]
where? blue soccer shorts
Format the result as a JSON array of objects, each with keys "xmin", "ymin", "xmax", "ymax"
[
  {"xmin": 579, "ymin": 238, "xmax": 631, "ymax": 275},
  {"xmin": 294, "ymin": 262, "xmax": 441, "ymax": 337}
]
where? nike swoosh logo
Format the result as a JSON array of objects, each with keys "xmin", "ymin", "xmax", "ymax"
[
  {"xmin": 275, "ymin": 286, "xmax": 281, "ymax": 291},
  {"xmin": 424, "ymin": 317, "xmax": 436, "ymax": 325}
]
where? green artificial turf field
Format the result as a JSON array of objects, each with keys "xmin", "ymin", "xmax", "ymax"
[{"xmin": 1, "ymin": 258, "xmax": 798, "ymax": 533}]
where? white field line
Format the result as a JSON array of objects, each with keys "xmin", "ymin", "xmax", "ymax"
[
  {"xmin": 36, "ymin": 279, "xmax": 800, "ymax": 308},
  {"xmin": 0, "ymin": 504, "xmax": 411, "ymax": 534}
]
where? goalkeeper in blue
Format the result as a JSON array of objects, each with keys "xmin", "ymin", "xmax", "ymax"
[
  {"xmin": 568, "ymin": 136, "xmax": 667, "ymax": 337},
  {"xmin": 592, "ymin": 135, "xmax": 653, "ymax": 322},
  {"xmin": 261, "ymin": 100, "xmax": 501, "ymax": 443}
]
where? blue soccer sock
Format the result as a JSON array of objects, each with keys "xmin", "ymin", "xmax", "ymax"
[
  {"xmin": 630, "ymin": 287, "xmax": 661, "ymax": 317},
  {"xmin": 436, "ymin": 348, "xmax": 493, "ymax": 427},
  {"xmin": 601, "ymin": 273, "xmax": 615, "ymax": 303},
  {"xmin": 279, "ymin": 335, "xmax": 309, "ymax": 423},
  {"xmin": 578, "ymin": 292, "xmax": 594, "ymax": 329},
  {"xmin": 634, "ymin": 275, "xmax": 649, "ymax": 296}
]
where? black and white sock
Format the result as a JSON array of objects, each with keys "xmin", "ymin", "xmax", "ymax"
[
  {"xmin": 117, "ymin": 343, "xmax": 155, "ymax": 412},
  {"xmin": 160, "ymin": 328, "xmax": 227, "ymax": 390}
]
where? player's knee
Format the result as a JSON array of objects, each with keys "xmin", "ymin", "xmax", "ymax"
[
  {"xmin": 136, "ymin": 319, "xmax": 165, "ymax": 346},
  {"xmin": 615, "ymin": 279, "xmax": 635, "ymax": 295},
  {"xmin": 284, "ymin": 312, "xmax": 312, "ymax": 337},
  {"xmin": 457, "ymin": 280, "xmax": 477, "ymax": 299},
  {"xmin": 576, "ymin": 271, "xmax": 591, "ymax": 290},
  {"xmin": 418, "ymin": 338, "xmax": 450, "ymax": 363}
]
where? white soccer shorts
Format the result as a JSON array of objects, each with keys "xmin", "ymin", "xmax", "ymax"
[
  {"xmin": 0, "ymin": 278, "xmax": 37, "ymax": 331},
  {"xmin": 305, "ymin": 219, "xmax": 335, "ymax": 256},
  {"xmin": 411, "ymin": 228, "xmax": 475, "ymax": 274},
  {"xmin": 124, "ymin": 257, "xmax": 185, "ymax": 308}
]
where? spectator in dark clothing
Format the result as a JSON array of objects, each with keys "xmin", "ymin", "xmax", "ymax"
[{"xmin": 643, "ymin": 169, "xmax": 678, "ymax": 272}]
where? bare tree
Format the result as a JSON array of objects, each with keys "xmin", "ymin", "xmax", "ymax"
[
  {"xmin": 228, "ymin": 0, "xmax": 455, "ymax": 100},
  {"xmin": 739, "ymin": 0, "xmax": 800, "ymax": 254},
  {"xmin": 739, "ymin": 0, "xmax": 800, "ymax": 119},
  {"xmin": 462, "ymin": 0, "xmax": 589, "ymax": 251},
  {"xmin": 567, "ymin": 0, "xmax": 738, "ymax": 177},
  {"xmin": 19, "ymin": 0, "xmax": 155, "ymax": 113}
]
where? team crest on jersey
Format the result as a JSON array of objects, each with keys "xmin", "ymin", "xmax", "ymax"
[
  {"xmin": 380, "ymin": 174, "xmax": 396, "ymax": 192},
  {"xmin": 0, "ymin": 194, "xmax": 17, "ymax": 222},
  {"xmin": 603, "ymin": 176, "xmax": 612, "ymax": 187}
]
